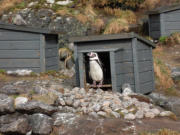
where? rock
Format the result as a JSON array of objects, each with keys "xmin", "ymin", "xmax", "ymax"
[
  {"xmin": 55, "ymin": 97, "xmax": 66, "ymax": 106},
  {"xmin": 171, "ymin": 67, "xmax": 180, "ymax": 81},
  {"xmin": 46, "ymin": 0, "xmax": 55, "ymax": 4},
  {"xmin": 52, "ymin": 112, "xmax": 77, "ymax": 126},
  {"xmin": 150, "ymin": 108, "xmax": 160, "ymax": 116},
  {"xmin": 67, "ymin": 42, "xmax": 74, "ymax": 51},
  {"xmin": 64, "ymin": 97, "xmax": 73, "ymax": 106},
  {"xmin": 29, "ymin": 113, "xmax": 53, "ymax": 135},
  {"xmin": 111, "ymin": 111, "xmax": 120, "ymax": 118},
  {"xmin": 92, "ymin": 104, "xmax": 101, "ymax": 112},
  {"xmin": 73, "ymin": 100, "xmax": 80, "ymax": 108},
  {"xmin": 0, "ymin": 84, "xmax": 26, "ymax": 95},
  {"xmin": 135, "ymin": 110, "xmax": 144, "ymax": 119},
  {"xmin": 122, "ymin": 83, "xmax": 133, "ymax": 96},
  {"xmin": 145, "ymin": 111, "xmax": 155, "ymax": 118},
  {"xmin": 89, "ymin": 112, "xmax": 98, "ymax": 118},
  {"xmin": 0, "ymin": 94, "xmax": 15, "ymax": 114},
  {"xmin": 97, "ymin": 111, "xmax": 107, "ymax": 117},
  {"xmin": 0, "ymin": 113, "xmax": 30, "ymax": 134},
  {"xmin": 148, "ymin": 92, "xmax": 180, "ymax": 116},
  {"xmin": 56, "ymin": 0, "xmax": 73, "ymax": 5},
  {"xmin": 124, "ymin": 113, "xmax": 136, "ymax": 120},
  {"xmin": 15, "ymin": 101, "xmax": 58, "ymax": 115},
  {"xmin": 59, "ymin": 60, "xmax": 66, "ymax": 70},
  {"xmin": 66, "ymin": 57, "xmax": 74, "ymax": 69},
  {"xmin": 12, "ymin": 14, "xmax": 27, "ymax": 25},
  {"xmin": 121, "ymin": 109, "xmax": 129, "ymax": 114},
  {"xmin": 15, "ymin": 97, "xmax": 28, "ymax": 106},
  {"xmin": 28, "ymin": 1, "xmax": 38, "ymax": 7},
  {"xmin": 160, "ymin": 111, "xmax": 174, "ymax": 117},
  {"xmin": 102, "ymin": 101, "xmax": 111, "ymax": 108}
]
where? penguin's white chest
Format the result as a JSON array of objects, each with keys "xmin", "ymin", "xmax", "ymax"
[{"xmin": 89, "ymin": 61, "xmax": 103, "ymax": 81}]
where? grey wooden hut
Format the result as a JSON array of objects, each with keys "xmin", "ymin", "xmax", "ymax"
[
  {"xmin": 148, "ymin": 4, "xmax": 180, "ymax": 39},
  {"xmin": 70, "ymin": 32, "xmax": 156, "ymax": 94},
  {"xmin": 0, "ymin": 23, "xmax": 59, "ymax": 73}
]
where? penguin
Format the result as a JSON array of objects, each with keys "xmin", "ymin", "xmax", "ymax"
[{"xmin": 87, "ymin": 52, "xmax": 103, "ymax": 87}]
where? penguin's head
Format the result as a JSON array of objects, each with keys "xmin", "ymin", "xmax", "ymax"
[{"xmin": 87, "ymin": 52, "xmax": 99, "ymax": 61}]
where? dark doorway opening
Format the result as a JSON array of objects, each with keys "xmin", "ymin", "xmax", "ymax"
[{"xmin": 84, "ymin": 51, "xmax": 112, "ymax": 90}]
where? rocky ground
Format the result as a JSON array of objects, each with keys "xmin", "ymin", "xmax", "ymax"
[{"xmin": 0, "ymin": 72, "xmax": 180, "ymax": 135}]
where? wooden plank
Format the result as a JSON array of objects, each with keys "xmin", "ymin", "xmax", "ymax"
[
  {"xmin": 46, "ymin": 57, "xmax": 58, "ymax": 67},
  {"xmin": 0, "ymin": 31, "xmax": 40, "ymax": 40},
  {"xmin": 138, "ymin": 61, "xmax": 153, "ymax": 72},
  {"xmin": 74, "ymin": 44, "xmax": 80, "ymax": 86},
  {"xmin": 137, "ymin": 50, "xmax": 152, "ymax": 61},
  {"xmin": 115, "ymin": 62, "xmax": 134, "ymax": 74},
  {"xmin": 132, "ymin": 38, "xmax": 140, "ymax": 93},
  {"xmin": 150, "ymin": 48, "xmax": 155, "ymax": 91},
  {"xmin": 45, "ymin": 48, "xmax": 58, "ymax": 58},
  {"xmin": 88, "ymin": 84, "xmax": 112, "ymax": 88},
  {"xmin": 46, "ymin": 65, "xmax": 59, "ymax": 71},
  {"xmin": 77, "ymin": 40, "xmax": 132, "ymax": 51},
  {"xmin": 45, "ymin": 39, "xmax": 58, "ymax": 49},
  {"xmin": 0, "ymin": 41, "xmax": 40, "ymax": 50},
  {"xmin": 140, "ymin": 81, "xmax": 154, "ymax": 94},
  {"xmin": 137, "ymin": 40, "xmax": 150, "ymax": 50},
  {"xmin": 149, "ymin": 31, "xmax": 161, "ymax": 39},
  {"xmin": 40, "ymin": 35, "xmax": 46, "ymax": 72},
  {"xmin": 160, "ymin": 13, "xmax": 166, "ymax": 36},
  {"xmin": 78, "ymin": 53, "xmax": 85, "ymax": 88},
  {"xmin": 149, "ymin": 15, "xmax": 160, "ymax": 23},
  {"xmin": 115, "ymin": 50, "xmax": 133, "ymax": 63},
  {"xmin": 164, "ymin": 12, "xmax": 180, "ymax": 21},
  {"xmin": 150, "ymin": 22, "xmax": 160, "ymax": 31},
  {"xmin": 165, "ymin": 22, "xmax": 180, "ymax": 30},
  {"xmin": 139, "ymin": 71, "xmax": 153, "ymax": 83},
  {"xmin": 0, "ymin": 67, "xmax": 41, "ymax": 73},
  {"xmin": 110, "ymin": 51, "xmax": 117, "ymax": 92},
  {"xmin": 116, "ymin": 73, "xmax": 135, "ymax": 86},
  {"xmin": 0, "ymin": 59, "xmax": 40, "ymax": 68},
  {"xmin": 166, "ymin": 29, "xmax": 180, "ymax": 36},
  {"xmin": 0, "ymin": 50, "xmax": 40, "ymax": 58}
]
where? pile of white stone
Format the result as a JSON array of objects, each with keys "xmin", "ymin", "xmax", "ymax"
[{"xmin": 56, "ymin": 87, "xmax": 174, "ymax": 120}]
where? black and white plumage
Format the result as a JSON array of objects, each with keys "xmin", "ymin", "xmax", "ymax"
[{"xmin": 87, "ymin": 52, "xmax": 103, "ymax": 87}]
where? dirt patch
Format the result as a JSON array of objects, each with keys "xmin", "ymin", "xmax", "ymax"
[
  {"xmin": 155, "ymin": 45, "xmax": 180, "ymax": 68},
  {"xmin": 54, "ymin": 116, "xmax": 180, "ymax": 135}
]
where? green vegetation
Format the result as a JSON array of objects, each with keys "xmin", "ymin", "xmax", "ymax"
[
  {"xmin": 159, "ymin": 36, "xmax": 168, "ymax": 44},
  {"xmin": 16, "ymin": 1, "xmax": 26, "ymax": 9},
  {"xmin": 0, "ymin": 69, "xmax": 6, "ymax": 74},
  {"xmin": 74, "ymin": 0, "xmax": 145, "ymax": 10}
]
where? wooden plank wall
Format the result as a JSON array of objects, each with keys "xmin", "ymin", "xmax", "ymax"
[
  {"xmin": 136, "ymin": 40, "xmax": 154, "ymax": 94},
  {"xmin": 149, "ymin": 14, "xmax": 161, "ymax": 39},
  {"xmin": 45, "ymin": 35, "xmax": 59, "ymax": 71},
  {"xmin": 114, "ymin": 41, "xmax": 135, "ymax": 92},
  {"xmin": 0, "ymin": 29, "xmax": 41, "ymax": 72},
  {"xmin": 163, "ymin": 10, "xmax": 180, "ymax": 36}
]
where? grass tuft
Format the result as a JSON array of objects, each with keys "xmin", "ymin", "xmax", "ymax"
[
  {"xmin": 140, "ymin": 129, "xmax": 180, "ymax": 135},
  {"xmin": 0, "ymin": 0, "xmax": 23, "ymax": 15},
  {"xmin": 104, "ymin": 18, "xmax": 129, "ymax": 34}
]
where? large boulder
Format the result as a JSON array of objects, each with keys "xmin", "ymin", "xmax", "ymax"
[
  {"xmin": 0, "ymin": 113, "xmax": 30, "ymax": 134},
  {"xmin": 0, "ymin": 94, "xmax": 15, "ymax": 114},
  {"xmin": 171, "ymin": 67, "xmax": 180, "ymax": 81},
  {"xmin": 15, "ymin": 100, "xmax": 58, "ymax": 115},
  {"xmin": 52, "ymin": 112, "xmax": 78, "ymax": 126},
  {"xmin": 0, "ymin": 84, "xmax": 26, "ymax": 95},
  {"xmin": 148, "ymin": 92, "xmax": 180, "ymax": 116},
  {"xmin": 29, "ymin": 113, "xmax": 53, "ymax": 135}
]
